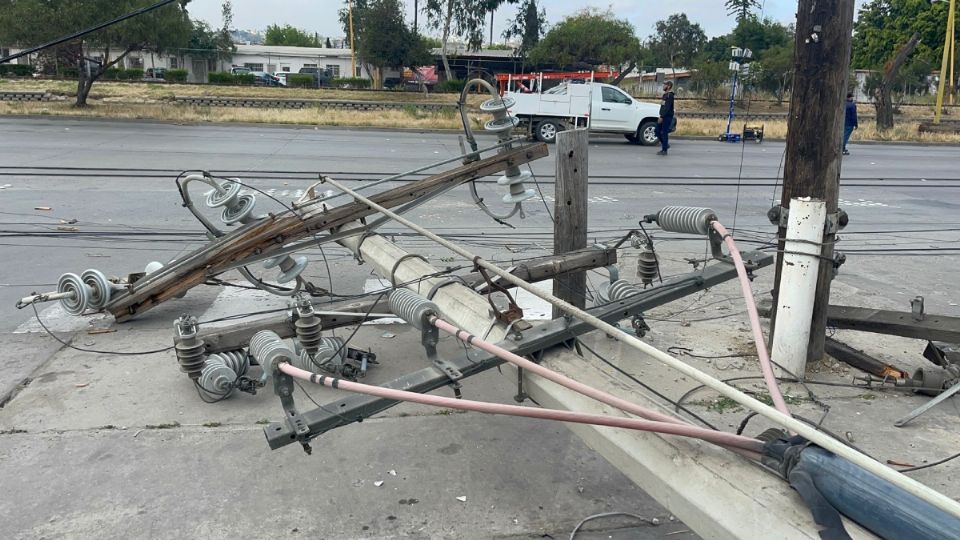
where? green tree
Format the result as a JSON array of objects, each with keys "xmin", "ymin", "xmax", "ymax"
[
  {"xmin": 853, "ymin": 0, "xmax": 955, "ymax": 69},
  {"xmin": 264, "ymin": 24, "xmax": 321, "ymax": 47},
  {"xmin": 528, "ymin": 8, "xmax": 641, "ymax": 84},
  {"xmin": 423, "ymin": 0, "xmax": 489, "ymax": 80},
  {"xmin": 0, "ymin": 0, "xmax": 192, "ymax": 106},
  {"xmin": 754, "ymin": 44, "xmax": 794, "ymax": 103},
  {"xmin": 357, "ymin": 0, "xmax": 431, "ymax": 88},
  {"xmin": 647, "ymin": 14, "xmax": 707, "ymax": 71},
  {"xmin": 187, "ymin": 20, "xmax": 235, "ymax": 73},
  {"xmin": 325, "ymin": 37, "xmax": 333, "ymax": 48},
  {"xmin": 692, "ymin": 60, "xmax": 731, "ymax": 103},
  {"xmin": 732, "ymin": 17, "xmax": 790, "ymax": 55},
  {"xmin": 725, "ymin": 0, "xmax": 760, "ymax": 23},
  {"xmin": 502, "ymin": 0, "xmax": 546, "ymax": 67}
]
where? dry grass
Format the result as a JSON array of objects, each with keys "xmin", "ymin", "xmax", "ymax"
[
  {"xmin": 0, "ymin": 100, "xmax": 469, "ymax": 129},
  {"xmin": 677, "ymin": 118, "xmax": 960, "ymax": 144},
  {"xmin": 0, "ymin": 80, "xmax": 960, "ymax": 143},
  {"xmin": 0, "ymin": 78, "xmax": 482, "ymax": 104}
]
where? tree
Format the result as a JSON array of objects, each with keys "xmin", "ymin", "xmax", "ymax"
[
  {"xmin": 0, "ymin": 0, "xmax": 192, "ymax": 107},
  {"xmin": 325, "ymin": 37, "xmax": 333, "ymax": 48},
  {"xmin": 725, "ymin": 0, "xmax": 760, "ymax": 23},
  {"xmin": 755, "ymin": 43, "xmax": 794, "ymax": 104},
  {"xmin": 423, "ymin": 0, "xmax": 489, "ymax": 81},
  {"xmin": 853, "ymin": 0, "xmax": 954, "ymax": 69},
  {"xmin": 647, "ymin": 14, "xmax": 707, "ymax": 71},
  {"xmin": 264, "ymin": 24, "xmax": 321, "ymax": 47},
  {"xmin": 357, "ymin": 0, "xmax": 431, "ymax": 87},
  {"xmin": 873, "ymin": 32, "xmax": 921, "ymax": 129},
  {"xmin": 692, "ymin": 60, "xmax": 731, "ymax": 103},
  {"xmin": 187, "ymin": 20, "xmax": 235, "ymax": 73},
  {"xmin": 502, "ymin": 0, "xmax": 546, "ymax": 67},
  {"xmin": 528, "ymin": 8, "xmax": 641, "ymax": 84}
]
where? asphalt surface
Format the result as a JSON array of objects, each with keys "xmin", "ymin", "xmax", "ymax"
[
  {"xmin": 1, "ymin": 117, "xmax": 958, "ymax": 332},
  {"xmin": 1, "ymin": 117, "xmax": 959, "ymax": 538}
]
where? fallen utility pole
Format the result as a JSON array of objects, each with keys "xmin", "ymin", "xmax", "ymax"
[
  {"xmin": 552, "ymin": 128, "xmax": 589, "ymax": 318},
  {"xmin": 770, "ymin": 0, "xmax": 855, "ymax": 365},
  {"xmin": 104, "ymin": 143, "xmax": 547, "ymax": 321}
]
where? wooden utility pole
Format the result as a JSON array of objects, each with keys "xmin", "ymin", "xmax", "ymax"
[
  {"xmin": 935, "ymin": 0, "xmax": 957, "ymax": 121},
  {"xmin": 552, "ymin": 129, "xmax": 589, "ymax": 318},
  {"xmin": 769, "ymin": 0, "xmax": 855, "ymax": 364}
]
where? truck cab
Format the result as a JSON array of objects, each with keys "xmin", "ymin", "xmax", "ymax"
[{"xmin": 505, "ymin": 81, "xmax": 661, "ymax": 145}]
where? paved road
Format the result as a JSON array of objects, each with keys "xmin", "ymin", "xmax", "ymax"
[
  {"xmin": 1, "ymin": 117, "xmax": 958, "ymax": 332},
  {"xmin": 0, "ymin": 118, "xmax": 958, "ymax": 538}
]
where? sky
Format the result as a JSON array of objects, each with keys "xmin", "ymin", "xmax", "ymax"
[{"xmin": 185, "ymin": 1, "xmax": 870, "ymax": 42}]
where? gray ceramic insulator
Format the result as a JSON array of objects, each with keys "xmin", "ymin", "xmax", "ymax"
[
  {"xmin": 655, "ymin": 206, "xmax": 718, "ymax": 236},
  {"xmin": 388, "ymin": 289, "xmax": 439, "ymax": 330},
  {"xmin": 249, "ymin": 330, "xmax": 296, "ymax": 372}
]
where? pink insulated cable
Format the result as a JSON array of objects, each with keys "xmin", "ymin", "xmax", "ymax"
[
  {"xmin": 278, "ymin": 362, "xmax": 765, "ymax": 455},
  {"xmin": 711, "ymin": 221, "xmax": 791, "ymax": 417}
]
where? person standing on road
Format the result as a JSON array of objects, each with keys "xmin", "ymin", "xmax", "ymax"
[
  {"xmin": 843, "ymin": 92, "xmax": 858, "ymax": 155},
  {"xmin": 656, "ymin": 81, "xmax": 675, "ymax": 156}
]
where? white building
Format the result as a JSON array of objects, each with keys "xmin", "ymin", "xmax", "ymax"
[{"xmin": 220, "ymin": 44, "xmax": 359, "ymax": 79}]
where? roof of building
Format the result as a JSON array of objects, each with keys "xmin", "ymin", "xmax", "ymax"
[
  {"xmin": 234, "ymin": 44, "xmax": 353, "ymax": 58},
  {"xmin": 430, "ymin": 46, "xmax": 517, "ymax": 58}
]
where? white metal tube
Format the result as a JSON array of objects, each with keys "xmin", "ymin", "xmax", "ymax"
[
  {"xmin": 321, "ymin": 175, "xmax": 960, "ymax": 519},
  {"xmin": 771, "ymin": 198, "xmax": 827, "ymax": 378}
]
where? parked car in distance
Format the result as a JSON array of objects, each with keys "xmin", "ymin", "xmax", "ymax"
[
  {"xmin": 273, "ymin": 72, "xmax": 289, "ymax": 86},
  {"xmin": 250, "ymin": 71, "xmax": 283, "ymax": 86},
  {"xmin": 297, "ymin": 67, "xmax": 333, "ymax": 87},
  {"xmin": 231, "ymin": 66, "xmax": 251, "ymax": 75},
  {"xmin": 144, "ymin": 67, "xmax": 166, "ymax": 79}
]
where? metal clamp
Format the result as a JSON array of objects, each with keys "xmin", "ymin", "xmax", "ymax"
[
  {"xmin": 390, "ymin": 254, "xmax": 430, "ymax": 288},
  {"xmin": 476, "ymin": 263, "xmax": 524, "ymax": 325},
  {"xmin": 421, "ymin": 316, "xmax": 463, "ymax": 381},
  {"xmin": 273, "ymin": 367, "xmax": 312, "ymax": 455},
  {"xmin": 768, "ymin": 205, "xmax": 848, "ymax": 234}
]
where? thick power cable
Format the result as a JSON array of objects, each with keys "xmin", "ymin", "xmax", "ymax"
[
  {"xmin": 319, "ymin": 175, "xmax": 960, "ymax": 518},
  {"xmin": 711, "ymin": 220, "xmax": 791, "ymax": 417},
  {"xmin": 277, "ymin": 362, "xmax": 763, "ymax": 454},
  {"xmin": 430, "ymin": 316, "xmax": 762, "ymax": 456}
]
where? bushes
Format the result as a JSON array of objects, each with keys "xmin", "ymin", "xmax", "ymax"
[
  {"xmin": 121, "ymin": 68, "xmax": 144, "ymax": 80},
  {"xmin": 234, "ymin": 73, "xmax": 255, "ymax": 85},
  {"xmin": 165, "ymin": 69, "xmax": 188, "ymax": 82},
  {"xmin": 103, "ymin": 68, "xmax": 124, "ymax": 80},
  {"xmin": 208, "ymin": 71, "xmax": 234, "ymax": 84},
  {"xmin": 0, "ymin": 64, "xmax": 35, "ymax": 77},
  {"xmin": 434, "ymin": 79, "xmax": 466, "ymax": 93},
  {"xmin": 288, "ymin": 74, "xmax": 315, "ymax": 88},
  {"xmin": 332, "ymin": 77, "xmax": 370, "ymax": 89}
]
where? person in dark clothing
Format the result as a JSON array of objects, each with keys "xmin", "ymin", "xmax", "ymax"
[
  {"xmin": 843, "ymin": 93, "xmax": 858, "ymax": 155},
  {"xmin": 656, "ymin": 81, "xmax": 675, "ymax": 155}
]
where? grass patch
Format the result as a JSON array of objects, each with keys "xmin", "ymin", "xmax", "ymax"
[
  {"xmin": 676, "ymin": 118, "xmax": 960, "ymax": 144},
  {"xmin": 0, "ymin": 100, "xmax": 470, "ymax": 130},
  {"xmin": 144, "ymin": 421, "xmax": 181, "ymax": 429}
]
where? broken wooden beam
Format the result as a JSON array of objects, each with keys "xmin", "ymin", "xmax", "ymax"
[
  {"xmin": 104, "ymin": 142, "xmax": 548, "ymax": 321},
  {"xmin": 824, "ymin": 336, "xmax": 908, "ymax": 379}
]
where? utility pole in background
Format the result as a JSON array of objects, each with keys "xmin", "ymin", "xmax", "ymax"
[
  {"xmin": 552, "ymin": 129, "xmax": 589, "ymax": 318},
  {"xmin": 934, "ymin": 0, "xmax": 957, "ymax": 122},
  {"xmin": 769, "ymin": 0, "xmax": 855, "ymax": 365},
  {"xmin": 349, "ymin": 0, "xmax": 357, "ymax": 78}
]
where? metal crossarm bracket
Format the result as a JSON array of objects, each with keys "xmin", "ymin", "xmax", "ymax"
[{"xmin": 263, "ymin": 252, "xmax": 773, "ymax": 450}]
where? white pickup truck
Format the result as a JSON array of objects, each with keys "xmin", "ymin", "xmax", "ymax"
[{"xmin": 505, "ymin": 81, "xmax": 663, "ymax": 145}]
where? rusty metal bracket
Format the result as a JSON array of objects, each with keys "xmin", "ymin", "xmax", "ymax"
[{"xmin": 475, "ymin": 259, "xmax": 524, "ymax": 325}]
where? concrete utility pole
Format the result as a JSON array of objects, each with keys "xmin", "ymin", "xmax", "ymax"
[
  {"xmin": 552, "ymin": 129, "xmax": 589, "ymax": 318},
  {"xmin": 349, "ymin": 0, "xmax": 357, "ymax": 78},
  {"xmin": 770, "ymin": 0, "xmax": 855, "ymax": 365}
]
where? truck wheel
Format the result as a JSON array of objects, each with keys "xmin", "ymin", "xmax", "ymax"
[
  {"xmin": 624, "ymin": 133, "xmax": 640, "ymax": 144},
  {"xmin": 639, "ymin": 121, "xmax": 658, "ymax": 146},
  {"xmin": 535, "ymin": 120, "xmax": 560, "ymax": 143}
]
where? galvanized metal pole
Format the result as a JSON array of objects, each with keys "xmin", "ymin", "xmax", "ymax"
[{"xmin": 552, "ymin": 128, "xmax": 589, "ymax": 318}]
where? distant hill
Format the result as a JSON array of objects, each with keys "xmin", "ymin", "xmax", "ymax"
[{"xmin": 230, "ymin": 29, "xmax": 264, "ymax": 45}]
